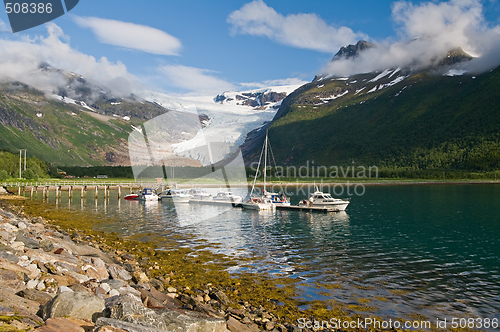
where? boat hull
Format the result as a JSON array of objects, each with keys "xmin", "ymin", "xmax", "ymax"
[
  {"xmin": 212, "ymin": 198, "xmax": 243, "ymax": 204},
  {"xmin": 241, "ymin": 202, "xmax": 275, "ymax": 211},
  {"xmin": 299, "ymin": 202, "xmax": 349, "ymax": 211},
  {"xmin": 124, "ymin": 194, "xmax": 138, "ymax": 201},
  {"xmin": 138, "ymin": 195, "xmax": 159, "ymax": 202},
  {"xmin": 161, "ymin": 196, "xmax": 191, "ymax": 203}
]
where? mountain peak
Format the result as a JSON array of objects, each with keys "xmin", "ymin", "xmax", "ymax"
[
  {"xmin": 439, "ymin": 47, "xmax": 473, "ymax": 67},
  {"xmin": 332, "ymin": 40, "xmax": 375, "ymax": 61}
]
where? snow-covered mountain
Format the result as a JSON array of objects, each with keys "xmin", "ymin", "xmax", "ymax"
[
  {"xmin": 213, "ymin": 85, "xmax": 300, "ymax": 109},
  {"xmin": 144, "ymin": 83, "xmax": 303, "ymax": 165}
]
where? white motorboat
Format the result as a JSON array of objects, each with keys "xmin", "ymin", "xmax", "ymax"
[
  {"xmin": 188, "ymin": 188, "xmax": 212, "ymax": 202},
  {"xmin": 138, "ymin": 188, "xmax": 159, "ymax": 201},
  {"xmin": 299, "ymin": 188, "xmax": 350, "ymax": 211},
  {"xmin": 241, "ymin": 197, "xmax": 276, "ymax": 211},
  {"xmin": 160, "ymin": 189, "xmax": 192, "ymax": 203},
  {"xmin": 265, "ymin": 191, "xmax": 290, "ymax": 207},
  {"xmin": 212, "ymin": 190, "xmax": 243, "ymax": 204}
]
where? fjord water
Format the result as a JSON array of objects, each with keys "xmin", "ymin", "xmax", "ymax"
[{"xmin": 42, "ymin": 184, "xmax": 500, "ymax": 322}]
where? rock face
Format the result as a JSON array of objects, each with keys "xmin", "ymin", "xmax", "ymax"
[
  {"xmin": 35, "ymin": 317, "xmax": 89, "ymax": 332},
  {"xmin": 107, "ymin": 300, "xmax": 228, "ymax": 332},
  {"xmin": 214, "ymin": 90, "xmax": 288, "ymax": 110},
  {"xmin": 42, "ymin": 291, "xmax": 106, "ymax": 321},
  {"xmin": 332, "ymin": 40, "xmax": 375, "ymax": 61}
]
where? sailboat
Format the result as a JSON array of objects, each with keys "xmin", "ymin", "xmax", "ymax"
[{"xmin": 241, "ymin": 132, "xmax": 289, "ymax": 210}]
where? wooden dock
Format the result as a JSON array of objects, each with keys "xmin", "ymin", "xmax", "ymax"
[{"xmin": 276, "ymin": 205, "xmax": 340, "ymax": 213}]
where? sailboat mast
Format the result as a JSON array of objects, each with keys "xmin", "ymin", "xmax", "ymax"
[{"xmin": 264, "ymin": 132, "xmax": 268, "ymax": 193}]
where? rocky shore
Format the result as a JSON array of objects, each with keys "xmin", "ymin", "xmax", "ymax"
[{"xmin": 0, "ymin": 197, "xmax": 313, "ymax": 332}]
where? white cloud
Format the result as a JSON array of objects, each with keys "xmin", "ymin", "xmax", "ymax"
[
  {"xmin": 0, "ymin": 18, "xmax": 10, "ymax": 32},
  {"xmin": 239, "ymin": 77, "xmax": 308, "ymax": 89},
  {"xmin": 157, "ymin": 65, "xmax": 236, "ymax": 95},
  {"xmin": 0, "ymin": 23, "xmax": 142, "ymax": 97},
  {"xmin": 227, "ymin": 0, "xmax": 365, "ymax": 53},
  {"xmin": 74, "ymin": 16, "xmax": 181, "ymax": 56},
  {"xmin": 323, "ymin": 0, "xmax": 500, "ymax": 76}
]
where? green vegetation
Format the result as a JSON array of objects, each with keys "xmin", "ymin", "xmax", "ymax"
[
  {"xmin": 0, "ymin": 82, "xmax": 135, "ymax": 166},
  {"xmin": 256, "ymin": 66, "xmax": 500, "ymax": 176},
  {"xmin": 0, "ymin": 150, "xmax": 48, "ymax": 180},
  {"xmin": 62, "ymin": 165, "xmax": 134, "ymax": 179}
]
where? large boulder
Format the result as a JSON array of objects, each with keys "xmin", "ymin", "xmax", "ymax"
[
  {"xmin": 35, "ymin": 318, "xmax": 87, "ymax": 332},
  {"xmin": 95, "ymin": 317, "xmax": 165, "ymax": 332},
  {"xmin": 16, "ymin": 288, "xmax": 54, "ymax": 305},
  {"xmin": 41, "ymin": 291, "xmax": 105, "ymax": 321},
  {"xmin": 107, "ymin": 300, "xmax": 229, "ymax": 332},
  {"xmin": 226, "ymin": 317, "xmax": 260, "ymax": 332},
  {"xmin": 107, "ymin": 264, "xmax": 132, "ymax": 281}
]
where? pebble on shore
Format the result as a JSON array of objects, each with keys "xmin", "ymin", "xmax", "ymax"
[{"xmin": 0, "ymin": 199, "xmax": 304, "ymax": 332}]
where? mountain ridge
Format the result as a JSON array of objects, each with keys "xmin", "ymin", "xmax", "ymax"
[{"xmin": 241, "ymin": 42, "xmax": 499, "ymax": 172}]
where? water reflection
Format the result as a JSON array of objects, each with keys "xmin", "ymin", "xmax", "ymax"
[{"xmin": 26, "ymin": 185, "xmax": 500, "ymax": 322}]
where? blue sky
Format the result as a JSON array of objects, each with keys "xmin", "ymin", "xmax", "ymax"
[{"xmin": 1, "ymin": 0, "xmax": 500, "ymax": 96}]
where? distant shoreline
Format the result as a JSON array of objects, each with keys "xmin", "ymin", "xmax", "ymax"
[{"xmin": 3, "ymin": 179, "xmax": 499, "ymax": 190}]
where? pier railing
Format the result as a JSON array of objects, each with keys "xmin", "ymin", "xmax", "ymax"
[{"xmin": 1, "ymin": 181, "xmax": 164, "ymax": 199}]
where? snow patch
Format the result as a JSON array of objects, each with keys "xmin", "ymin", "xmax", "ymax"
[
  {"xmin": 446, "ymin": 69, "xmax": 466, "ymax": 76},
  {"xmin": 388, "ymin": 67, "xmax": 401, "ymax": 78},
  {"xmin": 368, "ymin": 69, "xmax": 392, "ymax": 82},
  {"xmin": 52, "ymin": 95, "xmax": 95, "ymax": 112},
  {"xmin": 317, "ymin": 84, "xmax": 324, "ymax": 88},
  {"xmin": 367, "ymin": 86, "xmax": 378, "ymax": 93},
  {"xmin": 395, "ymin": 86, "xmax": 407, "ymax": 97},
  {"xmin": 36, "ymin": 113, "xmax": 43, "ymax": 118},
  {"xmin": 355, "ymin": 87, "xmax": 366, "ymax": 95},
  {"xmin": 131, "ymin": 125, "xmax": 142, "ymax": 133},
  {"xmin": 111, "ymin": 102, "xmax": 122, "ymax": 105},
  {"xmin": 318, "ymin": 90, "xmax": 349, "ymax": 102},
  {"xmin": 377, "ymin": 76, "xmax": 408, "ymax": 90}
]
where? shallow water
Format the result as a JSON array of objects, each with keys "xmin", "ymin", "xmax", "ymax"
[{"xmin": 31, "ymin": 184, "xmax": 500, "ymax": 324}]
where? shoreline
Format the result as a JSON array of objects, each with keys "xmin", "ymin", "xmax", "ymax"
[
  {"xmin": 0, "ymin": 197, "xmax": 300, "ymax": 331},
  {"xmin": 0, "ymin": 195, "xmax": 485, "ymax": 332},
  {"xmin": 4, "ymin": 178, "xmax": 499, "ymax": 190},
  {"xmin": 0, "ymin": 196, "xmax": 344, "ymax": 331}
]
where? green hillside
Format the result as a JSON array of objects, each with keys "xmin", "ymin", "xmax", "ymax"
[
  {"xmin": 254, "ymin": 66, "xmax": 500, "ymax": 172},
  {"xmin": 0, "ymin": 82, "xmax": 166, "ymax": 167}
]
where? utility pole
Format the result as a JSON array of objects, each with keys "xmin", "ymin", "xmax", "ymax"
[{"xmin": 19, "ymin": 149, "xmax": 27, "ymax": 179}]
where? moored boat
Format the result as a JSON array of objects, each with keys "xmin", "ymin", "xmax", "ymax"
[
  {"xmin": 212, "ymin": 190, "xmax": 243, "ymax": 204},
  {"xmin": 265, "ymin": 191, "xmax": 290, "ymax": 207},
  {"xmin": 298, "ymin": 188, "xmax": 350, "ymax": 211},
  {"xmin": 138, "ymin": 188, "xmax": 159, "ymax": 201},
  {"xmin": 160, "ymin": 189, "xmax": 192, "ymax": 203},
  {"xmin": 241, "ymin": 197, "xmax": 276, "ymax": 211},
  {"xmin": 124, "ymin": 193, "xmax": 139, "ymax": 201},
  {"xmin": 188, "ymin": 188, "xmax": 212, "ymax": 202}
]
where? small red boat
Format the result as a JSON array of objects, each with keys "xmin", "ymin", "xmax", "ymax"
[{"xmin": 124, "ymin": 193, "xmax": 139, "ymax": 201}]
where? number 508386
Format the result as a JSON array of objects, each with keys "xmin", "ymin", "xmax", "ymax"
[
  {"xmin": 451, "ymin": 318, "xmax": 498, "ymax": 329},
  {"xmin": 5, "ymin": 2, "xmax": 53, "ymax": 14}
]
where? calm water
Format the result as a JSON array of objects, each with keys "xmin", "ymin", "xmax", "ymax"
[{"xmin": 32, "ymin": 184, "xmax": 500, "ymax": 323}]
